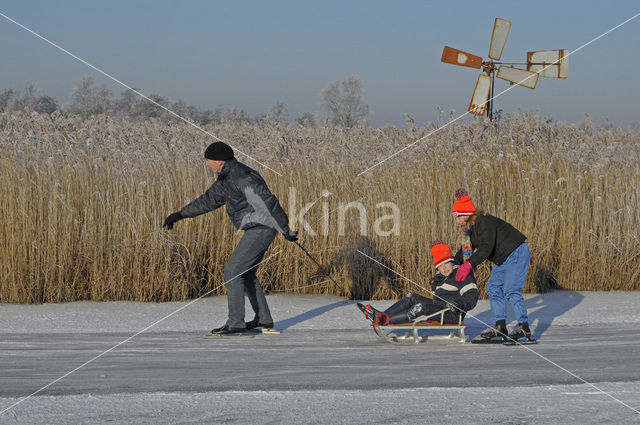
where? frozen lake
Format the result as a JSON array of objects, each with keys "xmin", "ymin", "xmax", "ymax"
[{"xmin": 1, "ymin": 293, "xmax": 639, "ymax": 424}]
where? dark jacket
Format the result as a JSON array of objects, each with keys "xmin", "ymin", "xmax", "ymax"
[
  {"xmin": 454, "ymin": 214, "xmax": 526, "ymax": 268},
  {"xmin": 179, "ymin": 158, "xmax": 291, "ymax": 234},
  {"xmin": 431, "ymin": 263, "xmax": 478, "ymax": 312}
]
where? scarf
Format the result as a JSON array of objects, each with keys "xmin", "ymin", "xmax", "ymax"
[{"xmin": 461, "ymin": 221, "xmax": 474, "ymax": 262}]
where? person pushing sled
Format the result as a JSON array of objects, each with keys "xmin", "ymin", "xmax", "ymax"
[
  {"xmin": 163, "ymin": 142, "xmax": 298, "ymax": 337},
  {"xmin": 357, "ymin": 241, "xmax": 479, "ymax": 344},
  {"xmin": 450, "ymin": 188, "xmax": 537, "ymax": 345}
]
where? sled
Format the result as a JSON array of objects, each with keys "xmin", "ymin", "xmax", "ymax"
[{"xmin": 372, "ymin": 309, "xmax": 467, "ymax": 345}]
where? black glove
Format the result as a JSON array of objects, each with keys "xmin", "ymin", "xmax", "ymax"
[
  {"xmin": 283, "ymin": 229, "xmax": 298, "ymax": 242},
  {"xmin": 449, "ymin": 299, "xmax": 465, "ymax": 313},
  {"xmin": 163, "ymin": 212, "xmax": 183, "ymax": 230}
]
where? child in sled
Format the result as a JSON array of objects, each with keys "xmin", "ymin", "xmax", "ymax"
[{"xmin": 357, "ymin": 241, "xmax": 479, "ymax": 326}]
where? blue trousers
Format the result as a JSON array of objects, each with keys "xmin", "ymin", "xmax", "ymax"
[
  {"xmin": 224, "ymin": 226, "xmax": 277, "ymax": 329},
  {"xmin": 486, "ymin": 242, "xmax": 530, "ymax": 324}
]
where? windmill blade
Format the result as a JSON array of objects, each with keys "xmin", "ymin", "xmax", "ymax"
[
  {"xmin": 441, "ymin": 46, "xmax": 483, "ymax": 69},
  {"xmin": 527, "ymin": 49, "xmax": 569, "ymax": 78},
  {"xmin": 468, "ymin": 74, "xmax": 491, "ymax": 116},
  {"xmin": 489, "ymin": 18, "xmax": 511, "ymax": 60},
  {"xmin": 496, "ymin": 66, "xmax": 538, "ymax": 89}
]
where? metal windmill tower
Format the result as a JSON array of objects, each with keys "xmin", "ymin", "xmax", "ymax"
[{"xmin": 441, "ymin": 18, "xmax": 568, "ymax": 121}]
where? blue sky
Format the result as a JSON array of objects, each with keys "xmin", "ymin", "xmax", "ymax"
[{"xmin": 1, "ymin": 1, "xmax": 639, "ymax": 127}]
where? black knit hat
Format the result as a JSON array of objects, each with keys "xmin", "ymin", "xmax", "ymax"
[{"xmin": 204, "ymin": 142, "xmax": 234, "ymax": 160}]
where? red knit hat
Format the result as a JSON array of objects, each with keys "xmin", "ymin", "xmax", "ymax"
[
  {"xmin": 451, "ymin": 188, "xmax": 476, "ymax": 216},
  {"xmin": 430, "ymin": 240, "xmax": 454, "ymax": 269}
]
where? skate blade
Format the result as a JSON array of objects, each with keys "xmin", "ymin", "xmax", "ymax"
[
  {"xmin": 203, "ymin": 332, "xmax": 253, "ymax": 339},
  {"xmin": 471, "ymin": 337, "xmax": 506, "ymax": 344},
  {"xmin": 503, "ymin": 338, "xmax": 538, "ymax": 346},
  {"xmin": 248, "ymin": 328, "xmax": 281, "ymax": 334}
]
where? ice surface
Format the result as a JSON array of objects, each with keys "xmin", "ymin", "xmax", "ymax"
[
  {"xmin": 2, "ymin": 383, "xmax": 639, "ymax": 425},
  {"xmin": 1, "ymin": 292, "xmax": 639, "ymax": 424},
  {"xmin": 1, "ymin": 291, "xmax": 637, "ymax": 334}
]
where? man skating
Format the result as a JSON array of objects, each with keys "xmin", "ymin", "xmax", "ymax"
[{"xmin": 163, "ymin": 142, "xmax": 298, "ymax": 335}]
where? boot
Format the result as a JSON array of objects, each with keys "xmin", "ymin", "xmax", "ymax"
[
  {"xmin": 210, "ymin": 324, "xmax": 246, "ymax": 335},
  {"xmin": 211, "ymin": 324, "xmax": 227, "ymax": 333},
  {"xmin": 372, "ymin": 312, "xmax": 390, "ymax": 326},
  {"xmin": 246, "ymin": 319, "xmax": 274, "ymax": 330},
  {"xmin": 356, "ymin": 303, "xmax": 380, "ymax": 323},
  {"xmin": 508, "ymin": 322, "xmax": 532, "ymax": 341},
  {"xmin": 479, "ymin": 320, "xmax": 508, "ymax": 340}
]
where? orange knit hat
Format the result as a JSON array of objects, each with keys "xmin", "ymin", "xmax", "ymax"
[
  {"xmin": 430, "ymin": 240, "xmax": 454, "ymax": 269},
  {"xmin": 451, "ymin": 188, "xmax": 476, "ymax": 216}
]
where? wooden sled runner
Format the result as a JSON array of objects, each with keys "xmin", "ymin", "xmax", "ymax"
[{"xmin": 372, "ymin": 309, "xmax": 467, "ymax": 345}]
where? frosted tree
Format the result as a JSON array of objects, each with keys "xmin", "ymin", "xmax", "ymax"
[
  {"xmin": 267, "ymin": 101, "xmax": 288, "ymax": 125},
  {"xmin": 203, "ymin": 106, "xmax": 225, "ymax": 125},
  {"xmin": 136, "ymin": 94, "xmax": 168, "ymax": 119},
  {"xmin": 9, "ymin": 82, "xmax": 40, "ymax": 111},
  {"xmin": 15, "ymin": 82, "xmax": 41, "ymax": 110},
  {"xmin": 0, "ymin": 89, "xmax": 17, "ymax": 111},
  {"xmin": 168, "ymin": 99, "xmax": 200, "ymax": 123},
  {"xmin": 65, "ymin": 76, "xmax": 111, "ymax": 119},
  {"xmin": 32, "ymin": 96, "xmax": 58, "ymax": 114},
  {"xmin": 223, "ymin": 106, "xmax": 251, "ymax": 125},
  {"xmin": 6, "ymin": 83, "xmax": 58, "ymax": 114},
  {"xmin": 295, "ymin": 112, "xmax": 316, "ymax": 128},
  {"xmin": 114, "ymin": 89, "xmax": 142, "ymax": 119},
  {"xmin": 320, "ymin": 76, "xmax": 370, "ymax": 127}
]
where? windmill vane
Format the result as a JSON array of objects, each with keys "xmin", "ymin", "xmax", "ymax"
[{"xmin": 441, "ymin": 18, "xmax": 568, "ymax": 121}]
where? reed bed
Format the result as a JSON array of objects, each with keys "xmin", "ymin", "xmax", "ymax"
[{"xmin": 1, "ymin": 111, "xmax": 639, "ymax": 303}]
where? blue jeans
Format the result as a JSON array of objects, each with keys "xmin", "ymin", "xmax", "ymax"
[
  {"xmin": 224, "ymin": 226, "xmax": 277, "ymax": 329},
  {"xmin": 486, "ymin": 242, "xmax": 530, "ymax": 324}
]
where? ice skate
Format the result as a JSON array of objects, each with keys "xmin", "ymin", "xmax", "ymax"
[
  {"xmin": 504, "ymin": 322, "xmax": 537, "ymax": 345},
  {"xmin": 246, "ymin": 320, "xmax": 280, "ymax": 334},
  {"xmin": 471, "ymin": 322, "xmax": 508, "ymax": 344},
  {"xmin": 204, "ymin": 324, "xmax": 251, "ymax": 339},
  {"xmin": 246, "ymin": 319, "xmax": 274, "ymax": 330}
]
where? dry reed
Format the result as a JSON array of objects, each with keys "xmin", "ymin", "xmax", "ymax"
[{"xmin": 1, "ymin": 110, "xmax": 639, "ymax": 303}]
